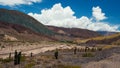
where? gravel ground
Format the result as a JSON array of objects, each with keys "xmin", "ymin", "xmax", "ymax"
[
  {"xmin": 82, "ymin": 54, "xmax": 120, "ymax": 68},
  {"xmin": 0, "ymin": 44, "xmax": 120, "ymax": 68}
]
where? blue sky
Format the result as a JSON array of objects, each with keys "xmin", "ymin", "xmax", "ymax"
[{"xmin": 0, "ymin": 0, "xmax": 120, "ymax": 32}]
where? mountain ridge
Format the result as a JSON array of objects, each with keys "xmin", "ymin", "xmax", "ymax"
[
  {"xmin": 0, "ymin": 8, "xmax": 55, "ymax": 36},
  {"xmin": 0, "ymin": 21, "xmax": 56, "ymax": 41},
  {"xmin": 47, "ymin": 26, "xmax": 101, "ymax": 41}
]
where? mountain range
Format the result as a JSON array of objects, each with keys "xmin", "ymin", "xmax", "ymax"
[
  {"xmin": 0, "ymin": 8, "xmax": 119, "ymax": 45},
  {"xmin": 47, "ymin": 26, "xmax": 101, "ymax": 41}
]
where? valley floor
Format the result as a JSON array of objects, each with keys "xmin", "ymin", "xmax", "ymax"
[{"xmin": 0, "ymin": 41, "xmax": 120, "ymax": 68}]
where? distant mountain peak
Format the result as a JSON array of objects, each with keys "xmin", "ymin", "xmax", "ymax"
[{"xmin": 97, "ymin": 31, "xmax": 118, "ymax": 36}]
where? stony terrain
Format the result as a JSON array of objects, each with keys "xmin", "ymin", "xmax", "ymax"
[
  {"xmin": 0, "ymin": 42, "xmax": 120, "ymax": 68},
  {"xmin": 82, "ymin": 54, "xmax": 120, "ymax": 68},
  {"xmin": 0, "ymin": 41, "xmax": 75, "ymax": 58}
]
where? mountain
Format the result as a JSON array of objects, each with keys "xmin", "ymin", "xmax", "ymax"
[
  {"xmin": 75, "ymin": 33, "xmax": 120, "ymax": 45},
  {"xmin": 47, "ymin": 26, "xmax": 101, "ymax": 41},
  {"xmin": 0, "ymin": 8, "xmax": 55, "ymax": 36},
  {"xmin": 97, "ymin": 31, "xmax": 117, "ymax": 36},
  {"xmin": 0, "ymin": 21, "xmax": 55, "ymax": 41},
  {"xmin": 0, "ymin": 8, "xmax": 104, "ymax": 42}
]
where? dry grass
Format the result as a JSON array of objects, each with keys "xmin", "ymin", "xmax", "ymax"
[
  {"xmin": 36, "ymin": 55, "xmax": 54, "ymax": 63},
  {"xmin": 112, "ymin": 40, "xmax": 120, "ymax": 45},
  {"xmin": 56, "ymin": 64, "xmax": 81, "ymax": 68},
  {"xmin": 75, "ymin": 33, "xmax": 120, "ymax": 44},
  {"xmin": 82, "ymin": 52, "xmax": 94, "ymax": 57},
  {"xmin": 102, "ymin": 45, "xmax": 114, "ymax": 50},
  {"xmin": 91, "ymin": 33, "xmax": 120, "ymax": 41},
  {"xmin": 24, "ymin": 62, "xmax": 35, "ymax": 68}
]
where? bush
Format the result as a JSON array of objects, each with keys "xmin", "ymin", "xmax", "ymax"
[
  {"xmin": 98, "ymin": 47, "xmax": 102, "ymax": 51},
  {"xmin": 102, "ymin": 45, "xmax": 113, "ymax": 50},
  {"xmin": 2, "ymin": 57, "xmax": 13, "ymax": 63},
  {"xmin": 63, "ymin": 65, "xmax": 80, "ymax": 68},
  {"xmin": 82, "ymin": 52, "xmax": 94, "ymax": 57},
  {"xmin": 25, "ymin": 63, "xmax": 35, "ymax": 68},
  {"xmin": 0, "ymin": 58, "xmax": 3, "ymax": 62},
  {"xmin": 0, "ymin": 64, "xmax": 3, "ymax": 68},
  {"xmin": 56, "ymin": 64, "xmax": 81, "ymax": 68},
  {"xmin": 1, "ymin": 45, "xmax": 5, "ymax": 48},
  {"xmin": 21, "ymin": 55, "xmax": 26, "ymax": 62}
]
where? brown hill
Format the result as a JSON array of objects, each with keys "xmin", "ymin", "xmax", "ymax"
[
  {"xmin": 75, "ymin": 33, "xmax": 120, "ymax": 45},
  {"xmin": 0, "ymin": 21, "xmax": 56, "ymax": 41},
  {"xmin": 47, "ymin": 26, "xmax": 101, "ymax": 41},
  {"xmin": 0, "ymin": 8, "xmax": 55, "ymax": 36},
  {"xmin": 86, "ymin": 33, "xmax": 120, "ymax": 45}
]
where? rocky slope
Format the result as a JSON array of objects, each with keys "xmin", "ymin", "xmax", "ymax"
[
  {"xmin": 86, "ymin": 33, "xmax": 120, "ymax": 44},
  {"xmin": 47, "ymin": 26, "xmax": 101, "ymax": 41},
  {"xmin": 0, "ymin": 8, "xmax": 55, "ymax": 36},
  {"xmin": 0, "ymin": 21, "xmax": 55, "ymax": 41}
]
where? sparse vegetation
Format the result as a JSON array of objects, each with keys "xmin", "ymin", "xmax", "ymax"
[
  {"xmin": 74, "ymin": 47, "xmax": 77, "ymax": 54},
  {"xmin": 91, "ymin": 47, "xmax": 96, "ymax": 52},
  {"xmin": 90, "ymin": 33, "xmax": 120, "ymax": 41},
  {"xmin": 112, "ymin": 40, "xmax": 120, "ymax": 45},
  {"xmin": 14, "ymin": 50, "xmax": 22, "ymax": 65},
  {"xmin": 82, "ymin": 52, "xmax": 94, "ymax": 57},
  {"xmin": 1, "ymin": 45, "xmax": 5, "ymax": 48},
  {"xmin": 56, "ymin": 64, "xmax": 81, "ymax": 68},
  {"xmin": 0, "ymin": 64, "xmax": 3, "ymax": 68},
  {"xmin": 20, "ymin": 55, "xmax": 26, "ymax": 62},
  {"xmin": 102, "ymin": 45, "xmax": 114, "ymax": 50},
  {"xmin": 97, "ymin": 47, "xmax": 102, "ymax": 51},
  {"xmin": 1, "ymin": 57, "xmax": 13, "ymax": 63},
  {"xmin": 24, "ymin": 62, "xmax": 35, "ymax": 68},
  {"xmin": 54, "ymin": 49, "xmax": 59, "ymax": 59},
  {"xmin": 75, "ymin": 33, "xmax": 120, "ymax": 44}
]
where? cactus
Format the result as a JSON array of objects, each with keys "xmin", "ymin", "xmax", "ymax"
[
  {"xmin": 14, "ymin": 50, "xmax": 22, "ymax": 65},
  {"xmin": 54, "ymin": 49, "xmax": 58, "ymax": 59},
  {"xmin": 85, "ymin": 47, "xmax": 87, "ymax": 52},
  {"xmin": 30, "ymin": 52, "xmax": 33, "ymax": 57},
  {"xmin": 98, "ymin": 47, "xmax": 102, "ymax": 51},
  {"xmin": 85, "ymin": 47, "xmax": 90, "ymax": 52},
  {"xmin": 9, "ymin": 53, "xmax": 11, "ymax": 59},
  {"xmin": 14, "ymin": 50, "xmax": 18, "ymax": 65},
  {"xmin": 74, "ymin": 47, "xmax": 77, "ymax": 54},
  {"xmin": 17, "ymin": 51, "xmax": 21, "ymax": 64},
  {"xmin": 91, "ymin": 47, "xmax": 96, "ymax": 52}
]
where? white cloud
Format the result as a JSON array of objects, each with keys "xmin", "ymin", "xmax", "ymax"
[
  {"xmin": 92, "ymin": 6, "xmax": 107, "ymax": 21},
  {"xmin": 28, "ymin": 3, "xmax": 120, "ymax": 32},
  {"xmin": 87, "ymin": 22, "xmax": 119, "ymax": 31},
  {"xmin": 0, "ymin": 0, "xmax": 42, "ymax": 6}
]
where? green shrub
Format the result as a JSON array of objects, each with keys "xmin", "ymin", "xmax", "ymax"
[
  {"xmin": 0, "ymin": 64, "xmax": 3, "ymax": 68},
  {"xmin": 1, "ymin": 45, "xmax": 5, "ymax": 48},
  {"xmin": 21, "ymin": 55, "xmax": 26, "ymax": 62},
  {"xmin": 0, "ymin": 58, "xmax": 3, "ymax": 62},
  {"xmin": 82, "ymin": 52, "xmax": 94, "ymax": 57},
  {"xmin": 57, "ymin": 64, "xmax": 81, "ymax": 68},
  {"xmin": 98, "ymin": 47, "xmax": 102, "ymax": 51},
  {"xmin": 2, "ymin": 57, "xmax": 13, "ymax": 63},
  {"xmin": 63, "ymin": 65, "xmax": 80, "ymax": 68},
  {"xmin": 25, "ymin": 63, "xmax": 35, "ymax": 68},
  {"xmin": 54, "ymin": 49, "xmax": 59, "ymax": 59}
]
